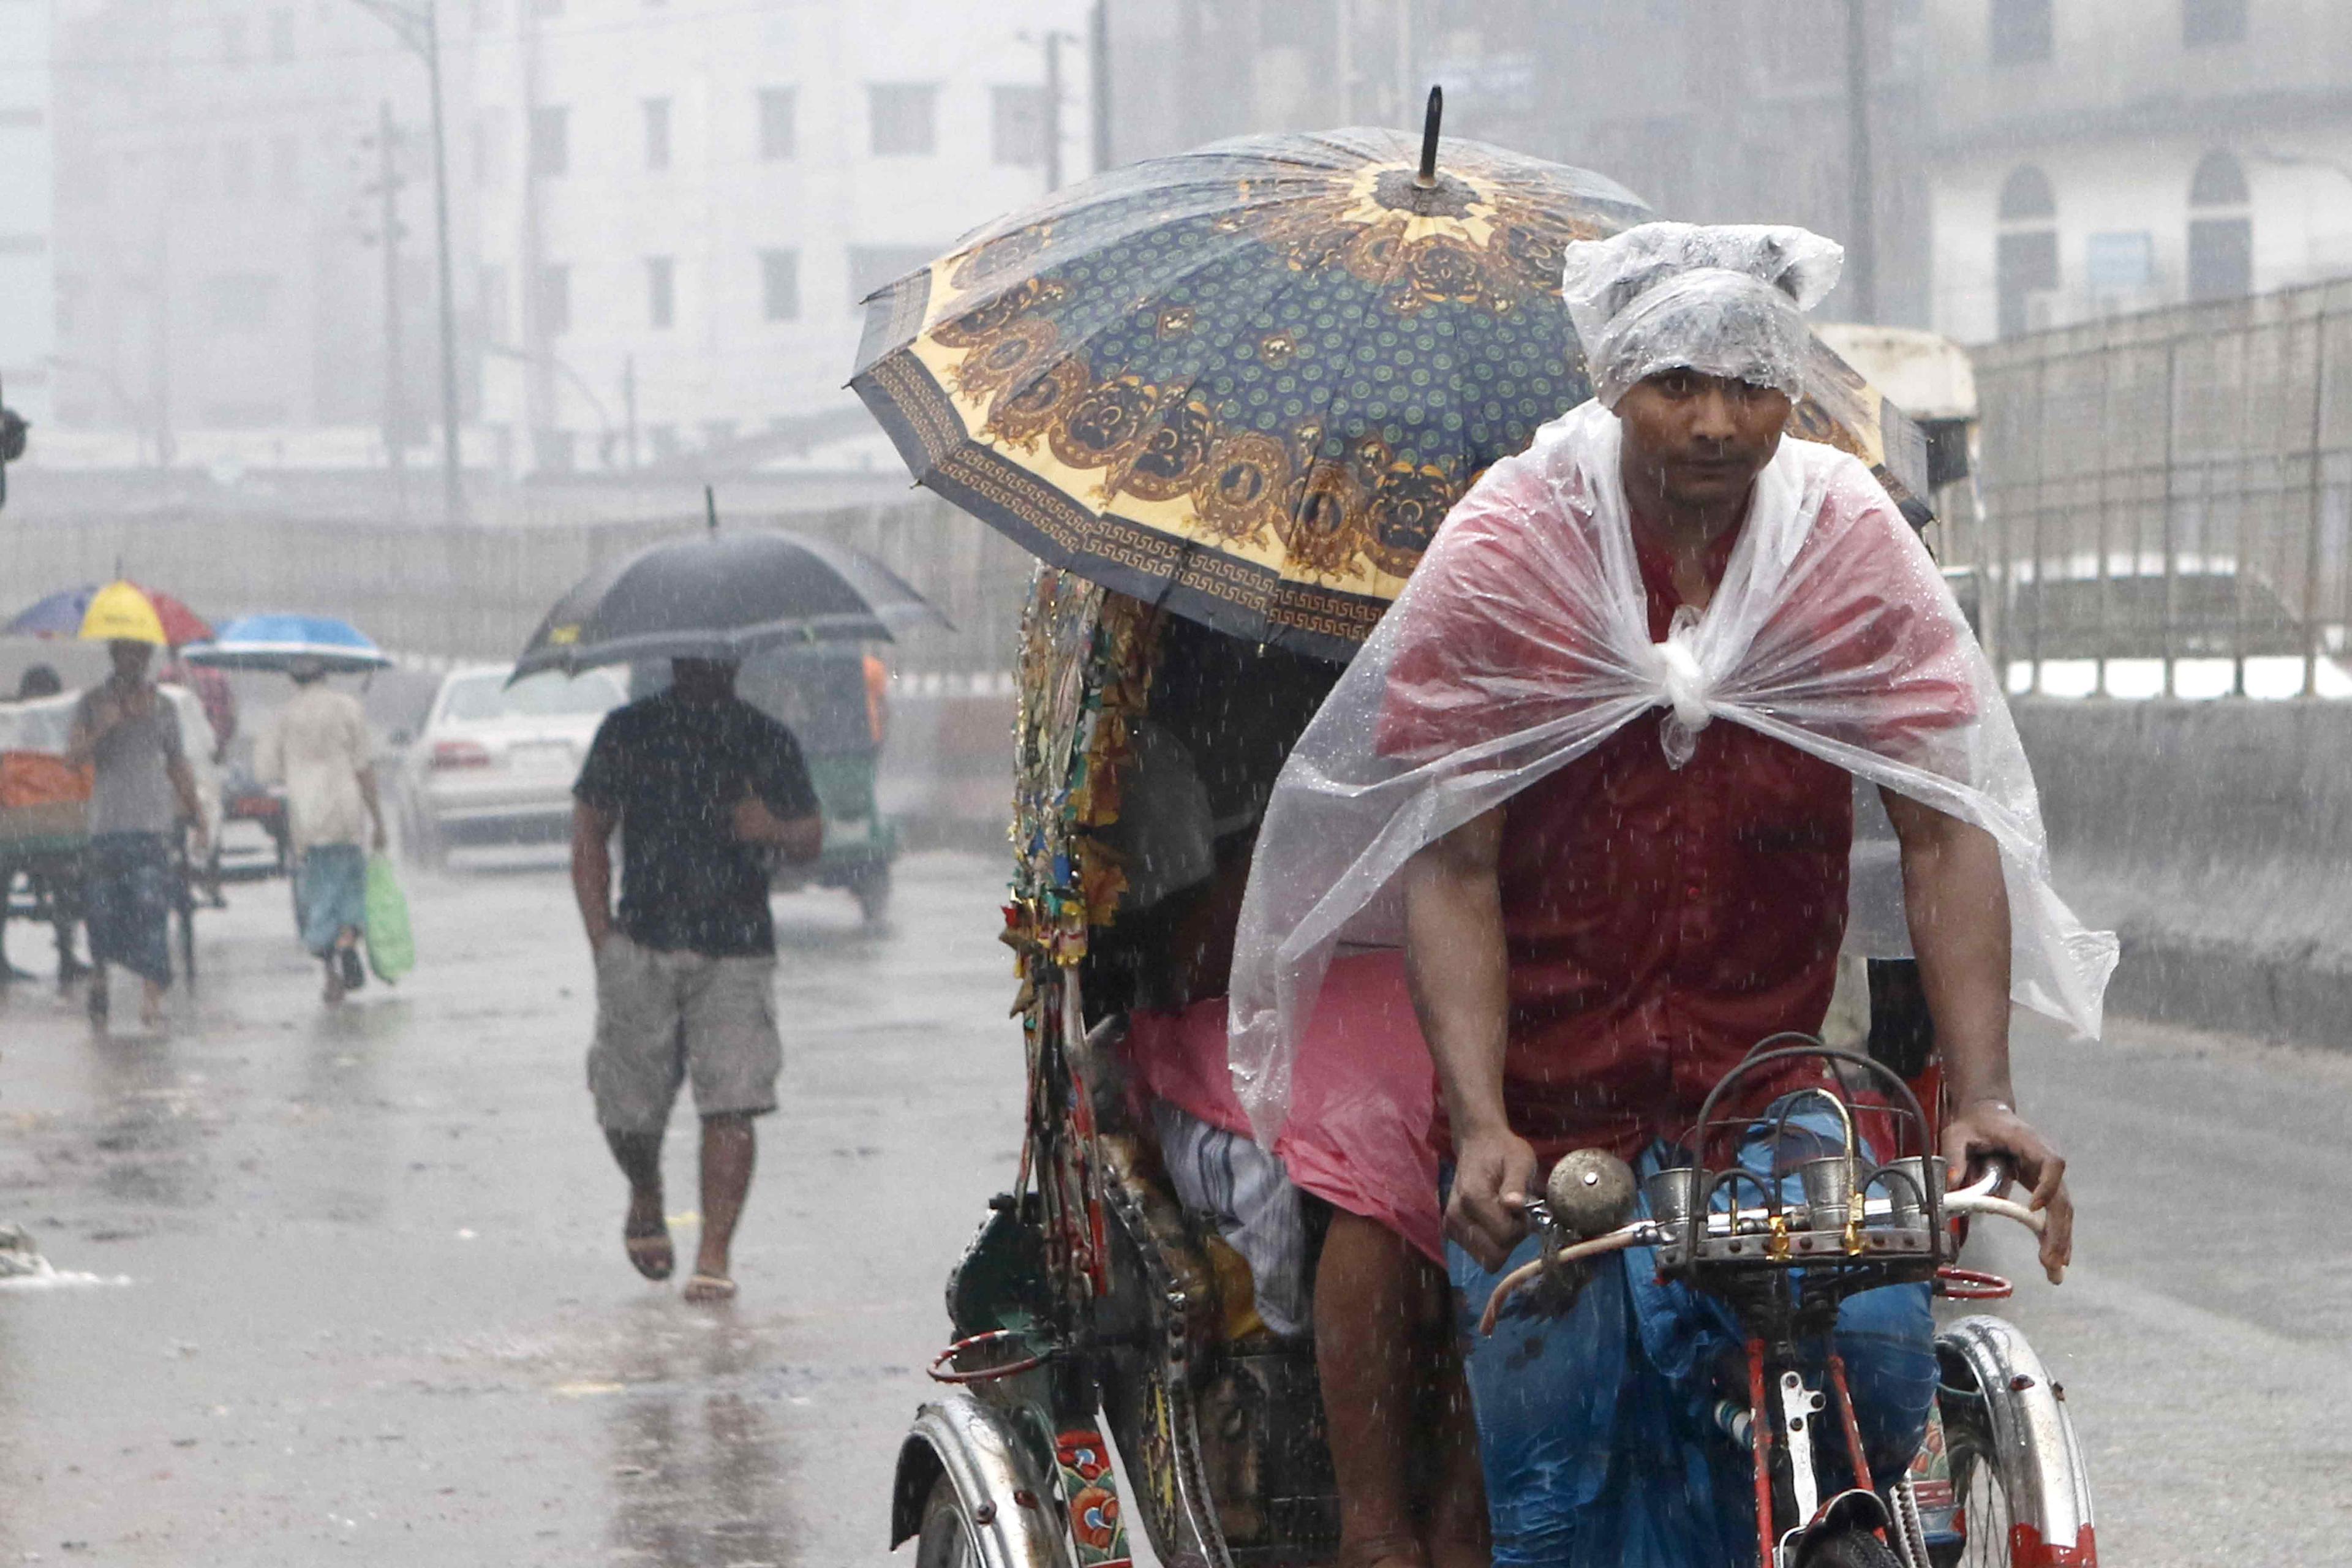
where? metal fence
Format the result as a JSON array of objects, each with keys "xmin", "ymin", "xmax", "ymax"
[
  {"xmin": 1, "ymin": 491, "xmax": 1036, "ymax": 679},
  {"xmin": 1973, "ymin": 275, "xmax": 2352, "ymax": 697}
]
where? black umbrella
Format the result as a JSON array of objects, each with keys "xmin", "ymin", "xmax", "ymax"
[{"xmin": 512, "ymin": 522, "xmax": 946, "ymax": 680}]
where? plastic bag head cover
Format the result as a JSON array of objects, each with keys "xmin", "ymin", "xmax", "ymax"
[{"xmin": 1561, "ymin": 221, "xmax": 1844, "ymax": 408}]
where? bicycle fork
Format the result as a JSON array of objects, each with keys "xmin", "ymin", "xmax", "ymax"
[{"xmin": 1732, "ymin": 1338, "xmax": 1896, "ymax": 1567}]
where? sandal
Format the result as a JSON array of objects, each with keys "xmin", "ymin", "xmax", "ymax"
[
  {"xmin": 683, "ymin": 1272, "xmax": 737, "ymax": 1303},
  {"xmin": 624, "ymin": 1227, "xmax": 674, "ymax": 1281}
]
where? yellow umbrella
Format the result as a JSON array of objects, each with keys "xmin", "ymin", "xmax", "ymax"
[{"xmin": 78, "ymin": 579, "xmax": 168, "ymax": 645}]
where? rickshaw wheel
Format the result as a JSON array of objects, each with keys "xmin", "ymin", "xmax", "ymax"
[
  {"xmin": 913, "ymin": 1471, "xmax": 982, "ymax": 1568},
  {"xmin": 1799, "ymin": 1526, "xmax": 1903, "ymax": 1567},
  {"xmin": 1941, "ymin": 1395, "xmax": 2016, "ymax": 1568}
]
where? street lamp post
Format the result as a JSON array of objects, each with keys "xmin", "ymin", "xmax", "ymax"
[{"xmin": 350, "ymin": 0, "xmax": 464, "ymax": 522}]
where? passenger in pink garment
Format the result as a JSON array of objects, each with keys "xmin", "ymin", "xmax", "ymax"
[{"xmin": 1091, "ymin": 623, "xmax": 1480, "ymax": 1568}]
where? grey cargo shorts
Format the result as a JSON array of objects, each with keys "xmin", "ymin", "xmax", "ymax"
[{"xmin": 587, "ymin": 931, "xmax": 782, "ymax": 1132}]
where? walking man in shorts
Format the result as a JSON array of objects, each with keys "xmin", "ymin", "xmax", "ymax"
[{"xmin": 571, "ymin": 656, "xmax": 822, "ymax": 1302}]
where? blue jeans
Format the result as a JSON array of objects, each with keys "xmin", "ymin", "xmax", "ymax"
[{"xmin": 1446, "ymin": 1108, "xmax": 1937, "ymax": 1568}]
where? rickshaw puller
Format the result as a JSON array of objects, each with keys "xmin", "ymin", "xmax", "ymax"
[{"xmin": 1228, "ymin": 222, "xmax": 2105, "ymax": 1568}]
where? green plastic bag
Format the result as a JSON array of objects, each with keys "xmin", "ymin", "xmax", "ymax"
[{"xmin": 364, "ymin": 853, "xmax": 414, "ymax": 983}]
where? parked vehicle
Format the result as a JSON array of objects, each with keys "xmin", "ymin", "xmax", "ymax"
[{"xmin": 397, "ymin": 665, "xmax": 626, "ymax": 865}]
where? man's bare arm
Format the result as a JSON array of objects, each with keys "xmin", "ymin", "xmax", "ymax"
[
  {"xmin": 731, "ymin": 793, "xmax": 823, "ymax": 864},
  {"xmin": 571, "ymin": 801, "xmax": 617, "ymax": 952},
  {"xmin": 167, "ymin": 755, "xmax": 207, "ymax": 850},
  {"xmin": 1402, "ymin": 805, "xmax": 1534, "ymax": 1271},
  {"xmin": 1880, "ymin": 787, "xmax": 2072, "ymax": 1281},
  {"xmin": 358, "ymin": 767, "xmax": 386, "ymax": 852}
]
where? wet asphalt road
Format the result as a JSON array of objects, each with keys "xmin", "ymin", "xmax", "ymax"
[{"xmin": 0, "ymin": 848, "xmax": 2346, "ymax": 1566}]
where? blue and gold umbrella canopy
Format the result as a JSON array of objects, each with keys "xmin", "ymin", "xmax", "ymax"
[{"xmin": 853, "ymin": 126, "xmax": 1928, "ymax": 662}]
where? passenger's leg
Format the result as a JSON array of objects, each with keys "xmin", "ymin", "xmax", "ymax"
[
  {"xmin": 1409, "ymin": 1251, "xmax": 1490, "ymax": 1568},
  {"xmin": 1316, "ymin": 1210, "xmax": 1429, "ymax": 1567}
]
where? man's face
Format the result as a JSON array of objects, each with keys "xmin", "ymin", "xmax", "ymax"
[
  {"xmin": 1615, "ymin": 369, "xmax": 1793, "ymax": 514},
  {"xmin": 108, "ymin": 639, "xmax": 153, "ymax": 684}
]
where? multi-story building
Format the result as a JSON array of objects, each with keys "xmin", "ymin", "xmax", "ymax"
[
  {"xmin": 44, "ymin": 0, "xmax": 448, "ymax": 460},
  {"xmin": 1105, "ymin": 0, "xmax": 1935, "ymax": 330},
  {"xmin": 468, "ymin": 0, "xmax": 1095, "ymax": 476},
  {"xmin": 1928, "ymin": 0, "xmax": 2352, "ymax": 341},
  {"xmin": 1, "ymin": 0, "xmax": 58, "ymax": 433}
]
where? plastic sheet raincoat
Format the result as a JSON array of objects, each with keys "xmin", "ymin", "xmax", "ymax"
[{"xmin": 1227, "ymin": 400, "xmax": 2119, "ymax": 1158}]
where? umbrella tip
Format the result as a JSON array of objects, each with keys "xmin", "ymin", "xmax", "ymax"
[
  {"xmin": 704, "ymin": 484, "xmax": 718, "ymax": 535},
  {"xmin": 1416, "ymin": 85, "xmax": 1443, "ymax": 188}
]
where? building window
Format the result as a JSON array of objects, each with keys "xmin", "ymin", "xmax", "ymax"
[
  {"xmin": 533, "ymin": 0, "xmax": 562, "ymax": 16},
  {"xmin": 220, "ymin": 15, "xmax": 247, "ymax": 64},
  {"xmin": 530, "ymin": 105, "xmax": 568, "ymax": 178},
  {"xmin": 758, "ymin": 86, "xmax": 795, "ymax": 159},
  {"xmin": 848, "ymin": 244, "xmax": 936, "ymax": 306},
  {"xmin": 268, "ymin": 8, "xmax": 295, "ymax": 60},
  {"xmin": 991, "ymin": 84, "xmax": 1049, "ymax": 167},
  {"xmin": 533, "ymin": 428, "xmax": 575, "ymax": 472},
  {"xmin": 202, "ymin": 272, "xmax": 279, "ymax": 333},
  {"xmin": 1996, "ymin": 164, "xmax": 2058, "ymax": 338},
  {"xmin": 537, "ymin": 264, "xmax": 570, "ymax": 336},
  {"xmin": 2183, "ymin": 0, "xmax": 2247, "ymax": 47},
  {"xmin": 1989, "ymin": 0, "xmax": 2051, "ymax": 64},
  {"xmin": 643, "ymin": 97, "xmax": 671, "ymax": 172},
  {"xmin": 761, "ymin": 249, "xmax": 800, "ymax": 320},
  {"xmin": 220, "ymin": 140, "xmax": 254, "ymax": 200},
  {"xmin": 647, "ymin": 256, "xmax": 674, "ymax": 328},
  {"xmin": 2188, "ymin": 149, "xmax": 2252, "ymax": 301},
  {"xmin": 271, "ymin": 134, "xmax": 300, "ymax": 200},
  {"xmin": 868, "ymin": 83, "xmax": 937, "ymax": 156}
]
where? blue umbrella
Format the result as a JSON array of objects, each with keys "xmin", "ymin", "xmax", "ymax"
[{"xmin": 181, "ymin": 613, "xmax": 392, "ymax": 674}]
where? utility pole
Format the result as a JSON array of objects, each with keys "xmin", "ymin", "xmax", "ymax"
[
  {"xmin": 1043, "ymin": 31, "xmax": 1065, "ymax": 192},
  {"xmin": 349, "ymin": 0, "xmax": 465, "ymax": 519},
  {"xmin": 364, "ymin": 100, "xmax": 410, "ymax": 474},
  {"xmin": 623, "ymin": 354, "xmax": 638, "ymax": 472},
  {"xmin": 1088, "ymin": 0, "xmax": 1110, "ymax": 174},
  {"xmin": 1843, "ymin": 0, "xmax": 1878, "ymax": 322}
]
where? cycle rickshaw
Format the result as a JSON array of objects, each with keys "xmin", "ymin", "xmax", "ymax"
[
  {"xmin": 884, "ymin": 573, "xmax": 2094, "ymax": 1568},
  {"xmin": 852, "ymin": 113, "xmax": 2091, "ymax": 1568}
]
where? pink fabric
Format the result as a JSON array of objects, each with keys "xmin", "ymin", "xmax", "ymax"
[{"xmin": 1128, "ymin": 951, "xmax": 1444, "ymax": 1264}]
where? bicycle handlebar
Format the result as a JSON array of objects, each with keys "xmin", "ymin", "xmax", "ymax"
[{"xmin": 1478, "ymin": 1156, "xmax": 2048, "ymax": 1336}]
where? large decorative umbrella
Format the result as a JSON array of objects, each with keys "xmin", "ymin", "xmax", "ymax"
[
  {"xmin": 511, "ymin": 526, "xmax": 944, "ymax": 680},
  {"xmin": 9, "ymin": 581, "xmax": 212, "ymax": 646},
  {"xmin": 181, "ymin": 612, "xmax": 393, "ymax": 674},
  {"xmin": 853, "ymin": 102, "xmax": 1928, "ymax": 661}
]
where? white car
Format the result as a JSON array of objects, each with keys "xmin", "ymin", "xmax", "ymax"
[{"xmin": 398, "ymin": 665, "xmax": 625, "ymax": 864}]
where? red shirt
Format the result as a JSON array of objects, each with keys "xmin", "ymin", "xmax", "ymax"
[
  {"xmin": 1380, "ymin": 462, "xmax": 1972, "ymax": 1162},
  {"xmin": 1494, "ymin": 516, "xmax": 1853, "ymax": 1161}
]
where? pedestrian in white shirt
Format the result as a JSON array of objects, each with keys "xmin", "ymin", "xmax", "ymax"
[{"xmin": 258, "ymin": 656, "xmax": 386, "ymax": 1003}]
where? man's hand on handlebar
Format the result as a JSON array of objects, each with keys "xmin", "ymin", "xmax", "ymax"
[
  {"xmin": 1447, "ymin": 1125, "xmax": 1540, "ymax": 1273},
  {"xmin": 1942, "ymin": 1101, "xmax": 2072, "ymax": 1285}
]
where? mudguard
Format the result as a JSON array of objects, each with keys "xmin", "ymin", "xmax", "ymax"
[
  {"xmin": 1937, "ymin": 1315, "xmax": 2098, "ymax": 1566},
  {"xmin": 889, "ymin": 1391, "xmax": 1074, "ymax": 1568}
]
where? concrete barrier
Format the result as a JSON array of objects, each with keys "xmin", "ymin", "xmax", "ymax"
[
  {"xmin": 872, "ymin": 688, "xmax": 2351, "ymax": 1050},
  {"xmin": 2015, "ymin": 698, "xmax": 2352, "ymax": 1049}
]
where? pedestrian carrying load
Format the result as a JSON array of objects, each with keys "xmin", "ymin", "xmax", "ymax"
[
  {"xmin": 1226, "ymin": 220, "xmax": 2119, "ymax": 1150},
  {"xmin": 1561, "ymin": 220, "xmax": 1844, "ymax": 408}
]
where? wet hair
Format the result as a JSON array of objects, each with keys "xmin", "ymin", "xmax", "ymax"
[{"xmin": 15, "ymin": 664, "xmax": 61, "ymax": 699}]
